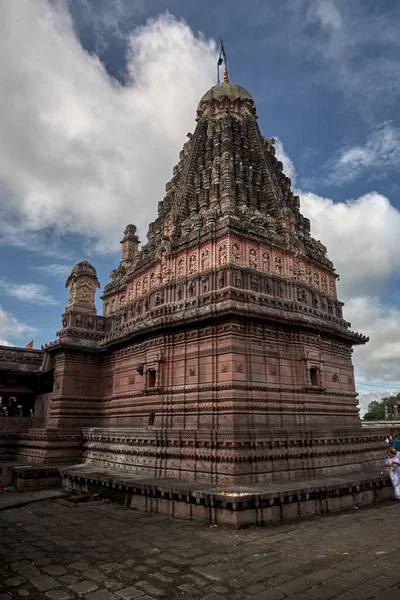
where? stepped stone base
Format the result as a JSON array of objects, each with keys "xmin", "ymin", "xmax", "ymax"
[
  {"xmin": 79, "ymin": 426, "xmax": 386, "ymax": 485},
  {"xmin": 0, "ymin": 429, "xmax": 82, "ymax": 464},
  {"xmin": 62, "ymin": 464, "xmax": 393, "ymax": 528}
]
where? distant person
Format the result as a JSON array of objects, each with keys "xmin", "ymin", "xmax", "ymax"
[
  {"xmin": 393, "ymin": 435, "xmax": 400, "ymax": 453},
  {"xmin": 385, "ymin": 447, "xmax": 400, "ymax": 500}
]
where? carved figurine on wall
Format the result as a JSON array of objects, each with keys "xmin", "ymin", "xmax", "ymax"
[
  {"xmin": 297, "ymin": 288, "xmax": 307, "ymax": 303},
  {"xmin": 250, "ymin": 276, "xmax": 259, "ymax": 292},
  {"xmin": 201, "ymin": 249, "xmax": 210, "ymax": 271},
  {"xmin": 188, "ymin": 281, "xmax": 196, "ymax": 297},
  {"xmin": 189, "ymin": 255, "xmax": 197, "ymax": 274},
  {"xmin": 232, "ymin": 243, "xmax": 241, "ymax": 265},
  {"xmin": 234, "ymin": 272, "xmax": 242, "ymax": 288},
  {"xmin": 275, "ymin": 256, "xmax": 283, "ymax": 276},
  {"xmin": 249, "ymin": 248, "xmax": 258, "ymax": 268},
  {"xmin": 218, "ymin": 244, "xmax": 227, "ymax": 266},
  {"xmin": 177, "ymin": 258, "xmax": 185, "ymax": 278},
  {"xmin": 262, "ymin": 252, "xmax": 270, "ymax": 272}
]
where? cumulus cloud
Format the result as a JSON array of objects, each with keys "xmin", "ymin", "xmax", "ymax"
[
  {"xmin": 0, "ymin": 305, "xmax": 36, "ymax": 346},
  {"xmin": 300, "ymin": 188, "xmax": 400, "ymax": 394},
  {"xmin": 345, "ymin": 298, "xmax": 400, "ymax": 382},
  {"xmin": 329, "ymin": 122, "xmax": 400, "ymax": 184},
  {"xmin": 274, "ymin": 137, "xmax": 296, "ymax": 186},
  {"xmin": 300, "ymin": 191, "xmax": 400, "ymax": 298},
  {"xmin": 0, "ymin": 279, "xmax": 58, "ymax": 306},
  {"xmin": 276, "ymin": 137, "xmax": 400, "ymax": 403},
  {"xmin": 0, "ymin": 1, "xmax": 216, "ymax": 254}
]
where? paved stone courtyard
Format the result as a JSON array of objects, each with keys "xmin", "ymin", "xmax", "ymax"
[{"xmin": 1, "ymin": 499, "xmax": 400, "ymax": 600}]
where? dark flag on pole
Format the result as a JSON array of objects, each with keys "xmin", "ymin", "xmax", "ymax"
[{"xmin": 217, "ymin": 36, "xmax": 229, "ymax": 84}]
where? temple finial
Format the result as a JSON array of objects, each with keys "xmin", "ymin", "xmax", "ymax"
[
  {"xmin": 217, "ymin": 36, "xmax": 229, "ymax": 84},
  {"xmin": 223, "ymin": 66, "xmax": 229, "ymax": 83}
]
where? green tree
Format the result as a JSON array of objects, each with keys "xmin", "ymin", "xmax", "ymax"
[{"xmin": 363, "ymin": 396, "xmax": 397, "ymax": 420}]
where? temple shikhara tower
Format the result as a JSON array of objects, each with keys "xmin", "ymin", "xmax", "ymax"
[{"xmin": 1, "ymin": 62, "xmax": 388, "ymax": 524}]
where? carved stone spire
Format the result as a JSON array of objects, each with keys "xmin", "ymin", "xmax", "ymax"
[
  {"xmin": 136, "ymin": 81, "xmax": 311, "ymax": 262},
  {"xmin": 120, "ymin": 224, "xmax": 139, "ymax": 264},
  {"xmin": 103, "ymin": 80, "xmax": 335, "ymax": 305},
  {"xmin": 65, "ymin": 261, "xmax": 100, "ymax": 315}
]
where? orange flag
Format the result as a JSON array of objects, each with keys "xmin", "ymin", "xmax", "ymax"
[{"xmin": 26, "ymin": 341, "xmax": 33, "ymax": 350}]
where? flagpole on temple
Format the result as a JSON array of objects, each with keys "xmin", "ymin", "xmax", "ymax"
[{"xmin": 217, "ymin": 36, "xmax": 229, "ymax": 84}]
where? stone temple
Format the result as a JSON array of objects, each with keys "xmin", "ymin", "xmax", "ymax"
[{"xmin": 0, "ymin": 76, "xmax": 389, "ymax": 524}]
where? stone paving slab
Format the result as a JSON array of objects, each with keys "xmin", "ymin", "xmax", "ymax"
[
  {"xmin": 0, "ymin": 488, "xmax": 67, "ymax": 510},
  {"xmin": 1, "ymin": 499, "xmax": 400, "ymax": 599}
]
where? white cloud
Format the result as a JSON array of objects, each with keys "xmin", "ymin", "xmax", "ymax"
[
  {"xmin": 0, "ymin": 305, "xmax": 36, "ymax": 346},
  {"xmin": 300, "ymin": 191, "xmax": 400, "ymax": 298},
  {"xmin": 32, "ymin": 264, "xmax": 72, "ymax": 279},
  {"xmin": 274, "ymin": 137, "xmax": 296, "ymax": 186},
  {"xmin": 0, "ymin": 2, "xmax": 216, "ymax": 254},
  {"xmin": 0, "ymin": 279, "xmax": 58, "ymax": 306},
  {"xmin": 310, "ymin": 0, "xmax": 343, "ymax": 33},
  {"xmin": 329, "ymin": 122, "xmax": 400, "ymax": 184},
  {"xmin": 346, "ymin": 298, "xmax": 400, "ymax": 382},
  {"xmin": 288, "ymin": 1, "xmax": 400, "ymax": 106},
  {"xmin": 276, "ymin": 138, "xmax": 400, "ymax": 397}
]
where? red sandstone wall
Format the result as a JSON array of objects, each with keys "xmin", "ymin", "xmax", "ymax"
[
  {"xmin": 46, "ymin": 353, "xmax": 104, "ymax": 428},
  {"xmin": 47, "ymin": 319, "xmax": 360, "ymax": 432}
]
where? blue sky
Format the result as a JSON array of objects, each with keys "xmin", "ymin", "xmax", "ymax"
[{"xmin": 1, "ymin": 0, "xmax": 400, "ymax": 413}]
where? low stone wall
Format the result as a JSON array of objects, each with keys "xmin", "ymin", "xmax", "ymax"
[{"xmin": 13, "ymin": 465, "xmax": 62, "ymax": 490}]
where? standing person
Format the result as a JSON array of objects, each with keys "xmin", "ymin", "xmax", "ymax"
[{"xmin": 385, "ymin": 447, "xmax": 400, "ymax": 500}]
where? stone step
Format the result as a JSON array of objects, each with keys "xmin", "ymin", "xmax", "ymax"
[{"xmin": 62, "ymin": 464, "xmax": 394, "ymax": 528}]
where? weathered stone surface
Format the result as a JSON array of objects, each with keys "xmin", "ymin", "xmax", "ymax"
[
  {"xmin": 69, "ymin": 580, "xmax": 98, "ymax": 593},
  {"xmin": 115, "ymin": 588, "xmax": 145, "ymax": 599},
  {"xmin": 45, "ymin": 590, "xmax": 72, "ymax": 600},
  {"xmin": 85, "ymin": 591, "xmax": 118, "ymax": 600},
  {"xmin": 31, "ymin": 576, "xmax": 61, "ymax": 592},
  {"xmin": 43, "ymin": 565, "xmax": 67, "ymax": 576}
]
